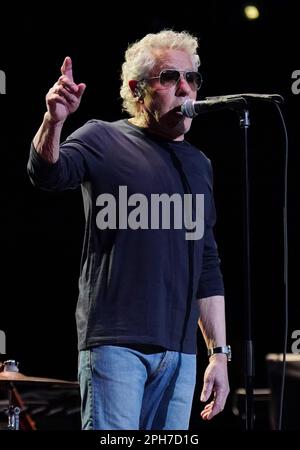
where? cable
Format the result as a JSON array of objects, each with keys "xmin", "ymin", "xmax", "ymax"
[{"xmin": 273, "ymin": 103, "xmax": 289, "ymax": 430}]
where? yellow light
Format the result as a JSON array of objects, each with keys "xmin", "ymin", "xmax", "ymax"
[{"xmin": 244, "ymin": 5, "xmax": 260, "ymax": 20}]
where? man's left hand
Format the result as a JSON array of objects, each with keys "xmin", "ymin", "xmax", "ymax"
[{"xmin": 200, "ymin": 354, "xmax": 230, "ymax": 420}]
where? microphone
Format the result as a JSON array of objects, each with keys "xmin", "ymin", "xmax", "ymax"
[{"xmin": 181, "ymin": 93, "xmax": 284, "ymax": 118}]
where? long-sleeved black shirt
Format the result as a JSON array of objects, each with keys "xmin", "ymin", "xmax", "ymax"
[{"xmin": 27, "ymin": 119, "xmax": 224, "ymax": 354}]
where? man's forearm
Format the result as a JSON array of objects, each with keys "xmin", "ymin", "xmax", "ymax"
[
  {"xmin": 33, "ymin": 112, "xmax": 64, "ymax": 164},
  {"xmin": 197, "ymin": 295, "xmax": 226, "ymax": 348}
]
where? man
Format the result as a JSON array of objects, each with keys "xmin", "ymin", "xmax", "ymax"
[{"xmin": 28, "ymin": 30, "xmax": 230, "ymax": 430}]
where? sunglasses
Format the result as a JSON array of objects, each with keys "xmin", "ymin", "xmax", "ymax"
[{"xmin": 144, "ymin": 69, "xmax": 202, "ymax": 91}]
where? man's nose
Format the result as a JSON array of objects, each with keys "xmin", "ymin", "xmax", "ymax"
[{"xmin": 175, "ymin": 75, "xmax": 191, "ymax": 96}]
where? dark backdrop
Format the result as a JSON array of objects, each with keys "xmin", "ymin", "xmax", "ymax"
[{"xmin": 1, "ymin": 1, "xmax": 299, "ymax": 430}]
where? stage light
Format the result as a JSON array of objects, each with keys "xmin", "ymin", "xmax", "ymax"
[{"xmin": 244, "ymin": 5, "xmax": 260, "ymax": 20}]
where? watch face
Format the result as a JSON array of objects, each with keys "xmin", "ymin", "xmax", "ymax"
[{"xmin": 227, "ymin": 345, "xmax": 232, "ymax": 361}]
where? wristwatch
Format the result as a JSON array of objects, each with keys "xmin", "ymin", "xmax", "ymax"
[{"xmin": 207, "ymin": 345, "xmax": 232, "ymax": 361}]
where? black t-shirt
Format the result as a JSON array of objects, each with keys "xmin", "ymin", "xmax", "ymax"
[{"xmin": 28, "ymin": 119, "xmax": 224, "ymax": 354}]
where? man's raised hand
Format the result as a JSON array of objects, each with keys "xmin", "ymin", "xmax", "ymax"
[{"xmin": 45, "ymin": 56, "xmax": 86, "ymax": 124}]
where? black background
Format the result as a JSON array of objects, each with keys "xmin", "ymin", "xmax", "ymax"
[{"xmin": 1, "ymin": 1, "xmax": 299, "ymax": 430}]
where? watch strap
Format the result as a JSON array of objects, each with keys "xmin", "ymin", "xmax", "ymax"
[{"xmin": 207, "ymin": 345, "xmax": 231, "ymax": 361}]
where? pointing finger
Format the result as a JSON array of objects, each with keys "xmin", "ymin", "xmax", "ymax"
[{"xmin": 61, "ymin": 56, "xmax": 73, "ymax": 82}]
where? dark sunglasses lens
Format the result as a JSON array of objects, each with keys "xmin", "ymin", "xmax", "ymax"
[
  {"xmin": 160, "ymin": 70, "xmax": 180, "ymax": 85},
  {"xmin": 186, "ymin": 72, "xmax": 202, "ymax": 90}
]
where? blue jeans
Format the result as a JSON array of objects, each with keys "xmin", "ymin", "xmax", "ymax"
[{"xmin": 78, "ymin": 345, "xmax": 196, "ymax": 430}]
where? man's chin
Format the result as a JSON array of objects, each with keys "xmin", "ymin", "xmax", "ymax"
[
  {"xmin": 166, "ymin": 118, "xmax": 192, "ymax": 140},
  {"xmin": 157, "ymin": 110, "xmax": 193, "ymax": 138},
  {"xmin": 173, "ymin": 115, "xmax": 192, "ymax": 133}
]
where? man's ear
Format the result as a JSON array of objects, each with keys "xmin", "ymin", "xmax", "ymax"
[
  {"xmin": 129, "ymin": 80, "xmax": 143, "ymax": 99},
  {"xmin": 129, "ymin": 80, "xmax": 138, "ymax": 96}
]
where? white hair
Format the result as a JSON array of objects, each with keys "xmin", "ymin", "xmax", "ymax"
[{"xmin": 120, "ymin": 30, "xmax": 200, "ymax": 117}]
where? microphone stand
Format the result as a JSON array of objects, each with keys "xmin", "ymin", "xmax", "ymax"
[
  {"xmin": 213, "ymin": 95, "xmax": 283, "ymax": 429},
  {"xmin": 220, "ymin": 99, "xmax": 255, "ymax": 429},
  {"xmin": 185, "ymin": 94, "xmax": 283, "ymax": 430},
  {"xmin": 236, "ymin": 104, "xmax": 255, "ymax": 430}
]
